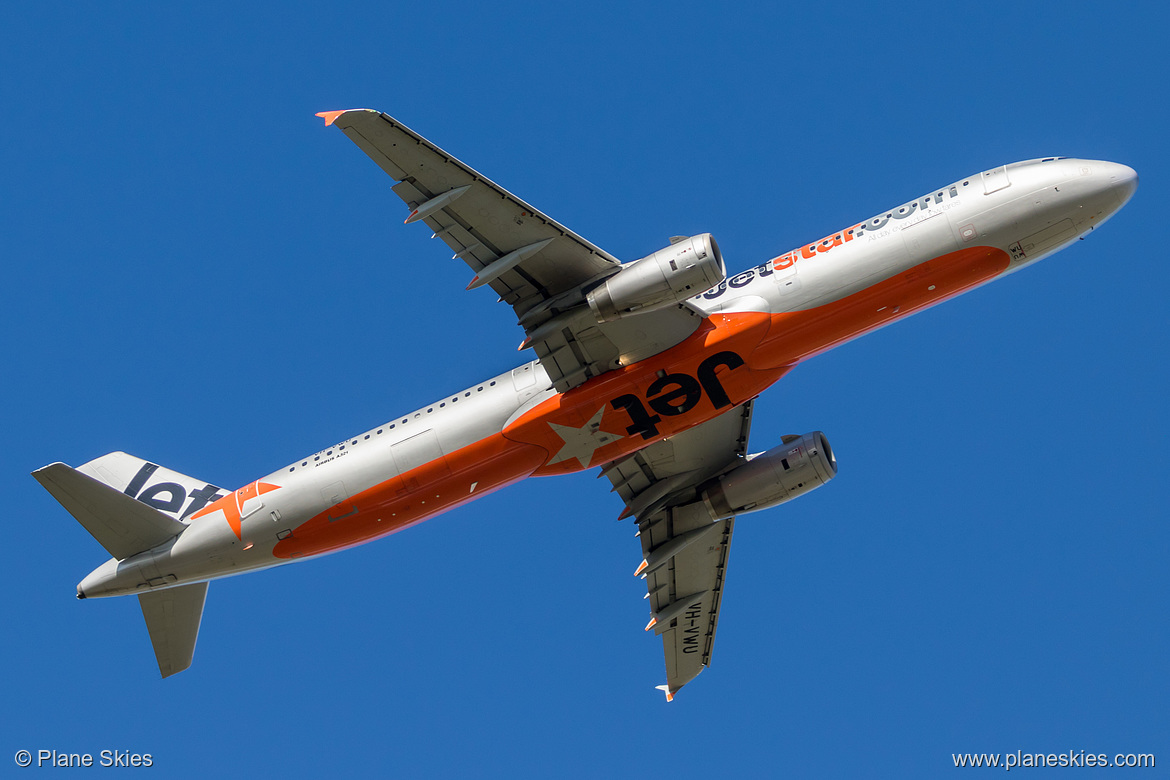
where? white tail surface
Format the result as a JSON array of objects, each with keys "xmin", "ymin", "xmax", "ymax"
[{"xmin": 77, "ymin": 452, "xmax": 228, "ymax": 522}]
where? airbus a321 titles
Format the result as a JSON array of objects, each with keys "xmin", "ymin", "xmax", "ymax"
[{"xmin": 34, "ymin": 110, "xmax": 1137, "ymax": 700}]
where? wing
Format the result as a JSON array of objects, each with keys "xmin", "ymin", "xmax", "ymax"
[
  {"xmin": 600, "ymin": 400, "xmax": 756, "ymax": 700},
  {"xmin": 320, "ymin": 109, "xmax": 703, "ymax": 391}
]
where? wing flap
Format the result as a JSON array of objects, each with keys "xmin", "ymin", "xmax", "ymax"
[{"xmin": 652, "ymin": 508, "xmax": 735, "ymax": 689}]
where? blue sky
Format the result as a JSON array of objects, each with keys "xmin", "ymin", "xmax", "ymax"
[{"xmin": 3, "ymin": 1, "xmax": 1166, "ymax": 777}]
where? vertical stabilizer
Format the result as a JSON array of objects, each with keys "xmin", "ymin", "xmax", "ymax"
[{"xmin": 76, "ymin": 452, "xmax": 227, "ymax": 522}]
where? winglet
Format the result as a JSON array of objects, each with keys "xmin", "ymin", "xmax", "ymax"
[
  {"xmin": 315, "ymin": 110, "xmax": 346, "ymax": 127},
  {"xmin": 644, "ymin": 617, "xmax": 657, "ymax": 632},
  {"xmin": 655, "ymin": 684, "xmax": 675, "ymax": 703},
  {"xmin": 633, "ymin": 559, "xmax": 649, "ymax": 577}
]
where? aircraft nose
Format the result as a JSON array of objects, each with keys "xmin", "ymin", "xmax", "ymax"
[{"xmin": 1109, "ymin": 162, "xmax": 1138, "ymax": 206}]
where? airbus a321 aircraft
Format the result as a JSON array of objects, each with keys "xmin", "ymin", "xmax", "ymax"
[{"xmin": 34, "ymin": 110, "xmax": 1137, "ymax": 699}]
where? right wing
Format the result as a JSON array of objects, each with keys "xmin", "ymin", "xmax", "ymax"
[{"xmin": 320, "ymin": 109, "xmax": 704, "ymax": 391}]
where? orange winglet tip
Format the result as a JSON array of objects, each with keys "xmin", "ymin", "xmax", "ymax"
[
  {"xmin": 315, "ymin": 110, "xmax": 346, "ymax": 127},
  {"xmin": 644, "ymin": 617, "xmax": 657, "ymax": 632},
  {"xmin": 633, "ymin": 559, "xmax": 648, "ymax": 577},
  {"xmin": 655, "ymin": 684, "xmax": 675, "ymax": 702}
]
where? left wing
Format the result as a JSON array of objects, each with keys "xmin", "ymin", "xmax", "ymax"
[
  {"xmin": 319, "ymin": 109, "xmax": 704, "ymax": 391},
  {"xmin": 600, "ymin": 400, "xmax": 758, "ymax": 700}
]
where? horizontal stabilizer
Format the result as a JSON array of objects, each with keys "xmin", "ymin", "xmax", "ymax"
[
  {"xmin": 139, "ymin": 582, "xmax": 208, "ymax": 678},
  {"xmin": 33, "ymin": 463, "xmax": 187, "ymax": 560}
]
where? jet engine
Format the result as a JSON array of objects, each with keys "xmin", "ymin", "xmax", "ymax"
[
  {"xmin": 700, "ymin": 431, "xmax": 837, "ymax": 519},
  {"xmin": 586, "ymin": 233, "xmax": 725, "ymax": 323}
]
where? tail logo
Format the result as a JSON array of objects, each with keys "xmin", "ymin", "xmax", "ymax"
[{"xmin": 123, "ymin": 462, "xmax": 228, "ymax": 519}]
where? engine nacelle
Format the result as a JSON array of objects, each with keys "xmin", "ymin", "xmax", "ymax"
[
  {"xmin": 700, "ymin": 431, "xmax": 837, "ymax": 519},
  {"xmin": 586, "ymin": 233, "xmax": 725, "ymax": 323}
]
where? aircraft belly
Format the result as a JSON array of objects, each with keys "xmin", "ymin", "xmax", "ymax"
[
  {"xmin": 246, "ymin": 365, "xmax": 548, "ymax": 558},
  {"xmin": 271, "ymin": 433, "xmax": 547, "ymax": 558},
  {"xmin": 504, "ymin": 312, "xmax": 781, "ymax": 476},
  {"xmin": 793, "ymin": 235, "xmax": 910, "ymax": 309},
  {"xmin": 144, "ymin": 244, "xmax": 1010, "ymax": 577},
  {"xmin": 752, "ymin": 246, "xmax": 1011, "ymax": 368},
  {"xmin": 93, "ymin": 242, "xmax": 1011, "ymax": 585}
]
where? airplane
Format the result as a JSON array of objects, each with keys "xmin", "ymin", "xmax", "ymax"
[{"xmin": 33, "ymin": 109, "xmax": 1137, "ymax": 700}]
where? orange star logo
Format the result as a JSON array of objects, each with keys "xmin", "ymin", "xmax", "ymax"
[{"xmin": 191, "ymin": 480, "xmax": 282, "ymax": 539}]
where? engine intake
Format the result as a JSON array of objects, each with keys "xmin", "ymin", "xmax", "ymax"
[
  {"xmin": 587, "ymin": 233, "xmax": 725, "ymax": 323},
  {"xmin": 700, "ymin": 431, "xmax": 837, "ymax": 518}
]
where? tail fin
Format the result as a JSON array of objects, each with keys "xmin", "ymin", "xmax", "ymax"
[
  {"xmin": 33, "ymin": 464, "xmax": 187, "ymax": 560},
  {"xmin": 76, "ymin": 451, "xmax": 228, "ymax": 522},
  {"xmin": 34, "ymin": 453, "xmax": 220, "ymax": 678},
  {"xmin": 139, "ymin": 582, "xmax": 208, "ymax": 678}
]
